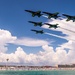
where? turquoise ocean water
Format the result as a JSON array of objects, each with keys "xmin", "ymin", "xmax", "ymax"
[{"xmin": 0, "ymin": 70, "xmax": 75, "ymax": 75}]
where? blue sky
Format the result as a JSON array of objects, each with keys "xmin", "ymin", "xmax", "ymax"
[{"xmin": 0, "ymin": 0, "xmax": 75, "ymax": 65}]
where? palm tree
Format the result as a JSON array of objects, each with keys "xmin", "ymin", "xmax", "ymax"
[
  {"xmin": 6, "ymin": 58, "xmax": 9, "ymax": 62},
  {"xmin": 6, "ymin": 58, "xmax": 9, "ymax": 70}
]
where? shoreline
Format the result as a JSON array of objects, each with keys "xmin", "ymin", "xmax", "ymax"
[{"xmin": 0, "ymin": 67, "xmax": 75, "ymax": 71}]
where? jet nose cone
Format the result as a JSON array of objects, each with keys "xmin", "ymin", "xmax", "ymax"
[
  {"xmin": 28, "ymin": 21, "xmax": 31, "ymax": 22},
  {"xmin": 25, "ymin": 10, "xmax": 29, "ymax": 12},
  {"xmin": 55, "ymin": 12, "xmax": 59, "ymax": 15},
  {"xmin": 24, "ymin": 10, "xmax": 27, "ymax": 11}
]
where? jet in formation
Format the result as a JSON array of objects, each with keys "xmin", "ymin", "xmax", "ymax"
[
  {"xmin": 31, "ymin": 29, "xmax": 44, "ymax": 34},
  {"xmin": 62, "ymin": 14, "xmax": 75, "ymax": 22},
  {"xmin": 25, "ymin": 10, "xmax": 43, "ymax": 17},
  {"xmin": 42, "ymin": 11, "xmax": 59, "ymax": 19},
  {"xmin": 44, "ymin": 23, "xmax": 59, "ymax": 29},
  {"xmin": 28, "ymin": 21, "xmax": 43, "ymax": 27}
]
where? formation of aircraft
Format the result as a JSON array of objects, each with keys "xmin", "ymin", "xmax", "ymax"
[
  {"xmin": 44, "ymin": 23, "xmax": 59, "ymax": 29},
  {"xmin": 42, "ymin": 12, "xmax": 60, "ymax": 19},
  {"xmin": 25, "ymin": 10, "xmax": 43, "ymax": 17},
  {"xmin": 25, "ymin": 10, "xmax": 75, "ymax": 22},
  {"xmin": 25, "ymin": 9, "xmax": 75, "ymax": 35},
  {"xmin": 31, "ymin": 29, "xmax": 44, "ymax": 34},
  {"xmin": 28, "ymin": 21, "xmax": 43, "ymax": 27},
  {"xmin": 62, "ymin": 14, "xmax": 75, "ymax": 22}
]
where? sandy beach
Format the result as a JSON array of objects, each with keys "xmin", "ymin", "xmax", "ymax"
[{"xmin": 0, "ymin": 66, "xmax": 75, "ymax": 71}]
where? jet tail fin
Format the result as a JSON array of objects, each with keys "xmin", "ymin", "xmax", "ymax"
[
  {"xmin": 49, "ymin": 26, "xmax": 51, "ymax": 28},
  {"xmin": 54, "ymin": 12, "xmax": 59, "ymax": 15},
  {"xmin": 56, "ymin": 24, "xmax": 59, "ymax": 25},
  {"xmin": 34, "ymin": 24, "xmax": 37, "ymax": 26},
  {"xmin": 37, "ymin": 11, "xmax": 41, "ymax": 13},
  {"xmin": 39, "ymin": 22, "xmax": 42, "ymax": 26},
  {"xmin": 66, "ymin": 18, "xmax": 70, "ymax": 21},
  {"xmin": 48, "ymin": 15, "xmax": 51, "ymax": 19},
  {"xmin": 32, "ymin": 14, "xmax": 35, "ymax": 17}
]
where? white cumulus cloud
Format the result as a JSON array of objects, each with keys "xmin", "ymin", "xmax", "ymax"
[
  {"xmin": 13, "ymin": 37, "xmax": 50, "ymax": 47},
  {"xmin": 1, "ymin": 16, "xmax": 75, "ymax": 66},
  {"xmin": 0, "ymin": 29, "xmax": 17, "ymax": 53}
]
